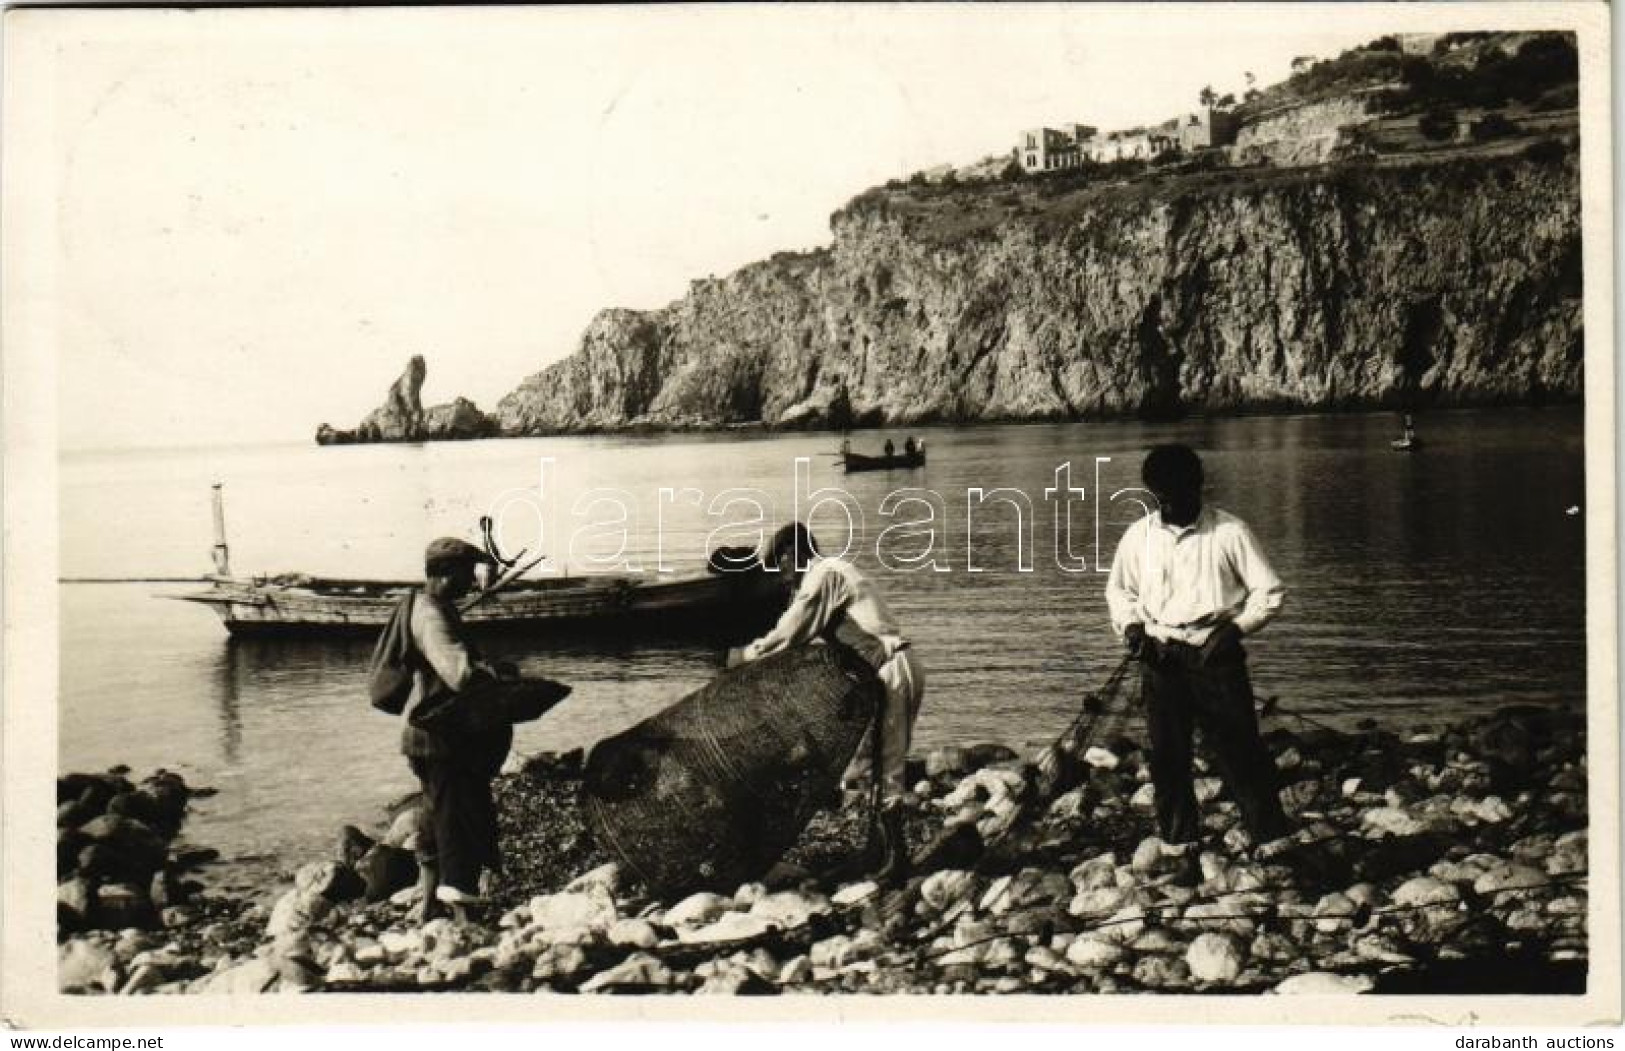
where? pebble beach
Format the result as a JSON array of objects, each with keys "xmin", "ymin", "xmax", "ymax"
[{"xmin": 56, "ymin": 698, "xmax": 1589, "ymax": 997}]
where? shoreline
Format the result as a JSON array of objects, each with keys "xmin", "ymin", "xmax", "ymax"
[
  {"xmin": 58, "ymin": 699, "xmax": 1589, "ymax": 996},
  {"xmin": 309, "ymin": 399, "xmax": 1585, "ymax": 448}
]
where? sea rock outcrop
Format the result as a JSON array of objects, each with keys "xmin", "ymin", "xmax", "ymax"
[{"xmin": 316, "ymin": 356, "xmax": 496, "ymax": 444}]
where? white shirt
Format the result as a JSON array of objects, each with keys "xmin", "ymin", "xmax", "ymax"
[
  {"xmin": 742, "ymin": 557, "xmax": 906, "ymax": 662},
  {"xmin": 1105, "ymin": 506, "xmax": 1285, "ymax": 645}
]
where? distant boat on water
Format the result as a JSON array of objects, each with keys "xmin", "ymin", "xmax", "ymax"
[
  {"xmin": 839, "ymin": 439, "xmax": 927, "ymax": 474},
  {"xmin": 1391, "ymin": 414, "xmax": 1422, "ymax": 452}
]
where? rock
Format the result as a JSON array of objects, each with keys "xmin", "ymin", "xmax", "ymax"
[
  {"xmin": 199, "ymin": 957, "xmax": 279, "ymax": 995},
  {"xmin": 1094, "ymin": 905, "xmax": 1148, "ymax": 945},
  {"xmin": 749, "ymin": 890, "xmax": 829, "ymax": 929},
  {"xmin": 1361, "ymin": 806, "xmax": 1427, "ymax": 837},
  {"xmin": 778, "ymin": 956, "xmax": 813, "ymax": 984},
  {"xmin": 1182, "ymin": 900, "xmax": 1256, "ymax": 938},
  {"xmin": 266, "ymin": 889, "xmax": 331, "ymax": 940},
  {"xmin": 1312, "ymin": 892, "xmax": 1355, "ymax": 933},
  {"xmin": 356, "ymin": 844, "xmax": 419, "ymax": 904},
  {"xmin": 1068, "ymin": 886, "xmax": 1133, "ymax": 921},
  {"xmin": 1133, "ymin": 955, "xmax": 1191, "ymax": 988},
  {"xmin": 563, "ymin": 862, "xmax": 623, "ymax": 896},
  {"xmin": 383, "ymin": 809, "xmax": 421, "ymax": 849},
  {"xmin": 1185, "ymin": 932, "xmax": 1246, "ymax": 984},
  {"xmin": 531, "ymin": 944, "xmax": 590, "ymax": 982},
  {"xmin": 1353, "ymin": 934, "xmax": 1415, "ymax": 965},
  {"xmin": 1082, "ymin": 746, "xmax": 1120, "ymax": 770},
  {"xmin": 57, "ymin": 877, "xmax": 95, "ymax": 933},
  {"xmin": 1047, "ymin": 787, "xmax": 1090, "ymax": 821},
  {"xmin": 678, "ymin": 911, "xmax": 772, "ymax": 944},
  {"xmin": 831, "ymin": 881, "xmax": 879, "ymax": 906},
  {"xmin": 920, "ymin": 870, "xmax": 977, "ymax": 913},
  {"xmin": 94, "ymin": 883, "xmax": 159, "ymax": 931},
  {"xmin": 607, "ymin": 918, "xmax": 660, "ymax": 949},
  {"xmin": 1069, "ymin": 854, "xmax": 1118, "ymax": 892},
  {"xmin": 1273, "ymin": 972, "xmax": 1374, "ymax": 995},
  {"xmin": 1065, "ymin": 935, "xmax": 1127, "ymax": 969},
  {"xmin": 59, "ymin": 939, "xmax": 120, "ymax": 992},
  {"xmin": 1024, "ymin": 946, "xmax": 1074, "ymax": 974},
  {"xmin": 664, "ymin": 892, "xmax": 731, "ymax": 928},
  {"xmin": 527, "ymin": 885, "xmax": 619, "ymax": 933},
  {"xmin": 1129, "ymin": 783, "xmax": 1157, "ymax": 810},
  {"xmin": 925, "ymin": 747, "xmax": 970, "ymax": 778},
  {"xmin": 1473, "ymin": 864, "xmax": 1551, "ymax": 898},
  {"xmin": 119, "ymin": 963, "xmax": 167, "ymax": 995},
  {"xmin": 337, "ymin": 825, "xmax": 376, "ymax": 865},
  {"xmin": 76, "ymin": 816, "xmax": 167, "ymax": 883},
  {"xmin": 697, "ymin": 960, "xmax": 773, "ymax": 995}
]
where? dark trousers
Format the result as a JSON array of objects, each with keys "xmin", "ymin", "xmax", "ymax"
[
  {"xmin": 1143, "ymin": 639, "xmax": 1290, "ymax": 846},
  {"xmin": 408, "ymin": 753, "xmax": 503, "ymax": 895}
]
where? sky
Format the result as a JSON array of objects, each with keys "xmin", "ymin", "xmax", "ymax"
[{"xmin": 9, "ymin": 4, "xmax": 1519, "ymax": 451}]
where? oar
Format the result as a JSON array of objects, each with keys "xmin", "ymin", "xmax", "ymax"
[{"xmin": 459, "ymin": 551, "xmax": 547, "ymax": 614}]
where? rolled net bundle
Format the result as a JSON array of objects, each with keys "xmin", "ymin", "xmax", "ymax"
[{"xmin": 582, "ymin": 641, "xmax": 883, "ymax": 896}]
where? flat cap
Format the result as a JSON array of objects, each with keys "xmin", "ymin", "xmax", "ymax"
[{"xmin": 424, "ymin": 537, "xmax": 495, "ymax": 568}]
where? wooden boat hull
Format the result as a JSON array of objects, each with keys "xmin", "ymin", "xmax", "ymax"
[
  {"xmin": 841, "ymin": 450, "xmax": 926, "ymax": 474},
  {"xmin": 174, "ymin": 570, "xmax": 786, "ymax": 639}
]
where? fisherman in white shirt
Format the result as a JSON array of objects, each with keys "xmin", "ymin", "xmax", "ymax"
[
  {"xmin": 736, "ymin": 521, "xmax": 924, "ymax": 883},
  {"xmin": 1106, "ymin": 444, "xmax": 1292, "ymax": 855}
]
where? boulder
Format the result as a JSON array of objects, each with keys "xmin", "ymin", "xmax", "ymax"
[
  {"xmin": 920, "ymin": 870, "xmax": 977, "ymax": 913},
  {"xmin": 531, "ymin": 944, "xmax": 590, "ymax": 982},
  {"xmin": 1473, "ymin": 864, "xmax": 1551, "ymax": 898},
  {"xmin": 1390, "ymin": 876, "xmax": 1460, "ymax": 909},
  {"xmin": 199, "ymin": 957, "xmax": 279, "ymax": 995},
  {"xmin": 563, "ymin": 862, "xmax": 623, "ymax": 896},
  {"xmin": 528, "ymin": 886, "xmax": 619, "ymax": 933},
  {"xmin": 607, "ymin": 918, "xmax": 660, "ymax": 949},
  {"xmin": 1133, "ymin": 954, "xmax": 1191, "ymax": 989},
  {"xmin": 664, "ymin": 891, "xmax": 730, "ymax": 928},
  {"xmin": 266, "ymin": 888, "xmax": 331, "ymax": 940},
  {"xmin": 1185, "ymin": 932, "xmax": 1246, "ymax": 984},
  {"xmin": 94, "ymin": 883, "xmax": 160, "ymax": 931},
  {"xmin": 76, "ymin": 816, "xmax": 167, "ymax": 883},
  {"xmin": 578, "ymin": 955, "xmax": 679, "ymax": 994},
  {"xmin": 1069, "ymin": 854, "xmax": 1118, "ymax": 892},
  {"xmin": 677, "ymin": 911, "xmax": 773, "ymax": 944},
  {"xmin": 748, "ymin": 890, "xmax": 830, "ymax": 929},
  {"xmin": 59, "ymin": 939, "xmax": 120, "ymax": 992},
  {"xmin": 1273, "ymin": 971, "xmax": 1374, "ymax": 995},
  {"xmin": 337, "ymin": 825, "xmax": 376, "ymax": 866},
  {"xmin": 1065, "ymin": 935, "xmax": 1127, "ymax": 970},
  {"xmin": 383, "ymin": 809, "xmax": 421, "ymax": 849},
  {"xmin": 356, "ymin": 844, "xmax": 419, "ymax": 903},
  {"xmin": 57, "ymin": 877, "xmax": 95, "ymax": 933}
]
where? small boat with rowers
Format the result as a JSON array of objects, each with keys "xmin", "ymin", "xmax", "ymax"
[
  {"xmin": 171, "ymin": 486, "xmax": 784, "ymax": 638},
  {"xmin": 838, "ymin": 437, "xmax": 927, "ymax": 474}
]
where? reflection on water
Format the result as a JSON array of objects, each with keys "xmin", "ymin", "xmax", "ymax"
[{"xmin": 60, "ymin": 408, "xmax": 1586, "ymax": 870}]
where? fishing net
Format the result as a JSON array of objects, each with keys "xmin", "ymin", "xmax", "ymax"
[{"xmin": 582, "ymin": 640, "xmax": 883, "ymax": 897}]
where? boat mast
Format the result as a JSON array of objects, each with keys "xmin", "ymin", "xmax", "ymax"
[{"xmin": 211, "ymin": 483, "xmax": 232, "ymax": 578}]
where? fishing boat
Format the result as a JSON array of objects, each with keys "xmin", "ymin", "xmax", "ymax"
[
  {"xmin": 171, "ymin": 486, "xmax": 785, "ymax": 638},
  {"xmin": 840, "ymin": 444, "xmax": 927, "ymax": 474},
  {"xmin": 1391, "ymin": 414, "xmax": 1422, "ymax": 452}
]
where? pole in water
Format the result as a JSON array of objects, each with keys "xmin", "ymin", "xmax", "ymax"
[{"xmin": 210, "ymin": 483, "xmax": 232, "ymax": 578}]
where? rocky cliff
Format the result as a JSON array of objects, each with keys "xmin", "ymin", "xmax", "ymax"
[
  {"xmin": 489, "ymin": 146, "xmax": 1580, "ymax": 434},
  {"xmin": 317, "ymin": 355, "xmax": 497, "ymax": 444}
]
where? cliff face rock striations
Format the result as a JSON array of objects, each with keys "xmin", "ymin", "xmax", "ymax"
[
  {"xmin": 317, "ymin": 355, "xmax": 497, "ymax": 444},
  {"xmin": 491, "ymin": 149, "xmax": 1581, "ymax": 434}
]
